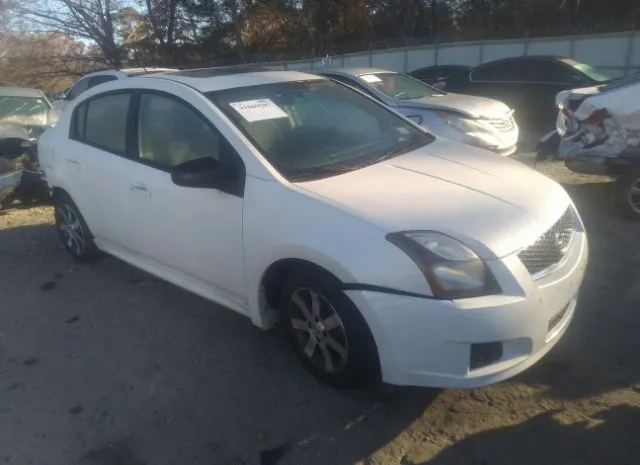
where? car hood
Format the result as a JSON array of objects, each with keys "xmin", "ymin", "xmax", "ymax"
[
  {"xmin": 399, "ymin": 92, "xmax": 512, "ymax": 119},
  {"xmin": 295, "ymin": 139, "xmax": 571, "ymax": 259},
  {"xmin": 0, "ymin": 122, "xmax": 31, "ymax": 140}
]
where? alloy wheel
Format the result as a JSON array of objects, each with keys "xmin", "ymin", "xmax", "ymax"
[
  {"xmin": 57, "ymin": 203, "xmax": 86, "ymax": 256},
  {"xmin": 288, "ymin": 287, "xmax": 349, "ymax": 374}
]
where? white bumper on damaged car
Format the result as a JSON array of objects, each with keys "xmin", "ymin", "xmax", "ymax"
[{"xmin": 346, "ymin": 208, "xmax": 588, "ymax": 389}]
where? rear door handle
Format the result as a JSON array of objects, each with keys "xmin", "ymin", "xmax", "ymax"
[{"xmin": 65, "ymin": 158, "xmax": 81, "ymax": 168}]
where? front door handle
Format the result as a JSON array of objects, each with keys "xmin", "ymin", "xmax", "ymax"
[
  {"xmin": 65, "ymin": 158, "xmax": 81, "ymax": 168},
  {"xmin": 130, "ymin": 183, "xmax": 150, "ymax": 197},
  {"xmin": 131, "ymin": 183, "xmax": 148, "ymax": 192}
]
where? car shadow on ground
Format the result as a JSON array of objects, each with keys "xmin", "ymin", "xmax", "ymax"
[
  {"xmin": 517, "ymin": 181, "xmax": 640, "ymax": 400},
  {"xmin": 416, "ymin": 404, "xmax": 640, "ymax": 465},
  {"xmin": 0, "ymin": 221, "xmax": 440, "ymax": 465}
]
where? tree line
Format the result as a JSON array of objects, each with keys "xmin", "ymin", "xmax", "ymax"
[{"xmin": 1, "ymin": 0, "xmax": 638, "ymax": 91}]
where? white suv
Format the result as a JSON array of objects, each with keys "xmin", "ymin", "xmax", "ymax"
[
  {"xmin": 38, "ymin": 68, "xmax": 588, "ymax": 389},
  {"xmin": 53, "ymin": 68, "xmax": 176, "ymax": 112}
]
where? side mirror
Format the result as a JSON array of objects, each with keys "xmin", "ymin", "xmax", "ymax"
[{"xmin": 171, "ymin": 157, "xmax": 223, "ymax": 188}]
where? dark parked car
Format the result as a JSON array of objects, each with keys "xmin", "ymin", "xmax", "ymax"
[
  {"xmin": 443, "ymin": 56, "xmax": 612, "ymax": 130},
  {"xmin": 408, "ymin": 65, "xmax": 470, "ymax": 88}
]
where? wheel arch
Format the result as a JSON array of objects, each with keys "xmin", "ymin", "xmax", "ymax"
[
  {"xmin": 258, "ymin": 257, "xmax": 382, "ymax": 382},
  {"xmin": 259, "ymin": 258, "xmax": 344, "ymax": 326}
]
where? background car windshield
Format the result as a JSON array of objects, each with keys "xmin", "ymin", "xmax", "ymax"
[
  {"xmin": 209, "ymin": 79, "xmax": 433, "ymax": 181},
  {"xmin": 562, "ymin": 59, "xmax": 611, "ymax": 83},
  {"xmin": 0, "ymin": 96, "xmax": 50, "ymax": 124},
  {"xmin": 361, "ymin": 73, "xmax": 444, "ymax": 100}
]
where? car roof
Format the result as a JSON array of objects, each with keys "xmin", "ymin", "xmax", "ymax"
[
  {"xmin": 315, "ymin": 67, "xmax": 394, "ymax": 77},
  {"xmin": 141, "ymin": 67, "xmax": 324, "ymax": 93},
  {"xmin": 474, "ymin": 55, "xmax": 567, "ymax": 67},
  {"xmin": 410, "ymin": 65, "xmax": 470, "ymax": 72},
  {"xmin": 121, "ymin": 67, "xmax": 177, "ymax": 76},
  {"xmin": 83, "ymin": 67, "xmax": 177, "ymax": 78},
  {"xmin": 0, "ymin": 87, "xmax": 46, "ymax": 98}
]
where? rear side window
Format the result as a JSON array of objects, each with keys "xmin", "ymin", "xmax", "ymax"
[
  {"xmin": 472, "ymin": 62, "xmax": 528, "ymax": 82},
  {"xmin": 82, "ymin": 93, "xmax": 131, "ymax": 153},
  {"xmin": 66, "ymin": 77, "xmax": 90, "ymax": 100}
]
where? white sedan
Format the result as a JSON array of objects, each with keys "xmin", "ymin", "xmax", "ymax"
[{"xmin": 38, "ymin": 68, "xmax": 588, "ymax": 389}]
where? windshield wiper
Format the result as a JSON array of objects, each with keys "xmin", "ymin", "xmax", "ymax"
[{"xmin": 290, "ymin": 164, "xmax": 359, "ymax": 182}]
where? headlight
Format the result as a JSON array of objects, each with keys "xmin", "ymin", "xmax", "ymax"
[
  {"xmin": 387, "ymin": 231, "xmax": 499, "ymax": 299},
  {"xmin": 437, "ymin": 111, "xmax": 501, "ymax": 148}
]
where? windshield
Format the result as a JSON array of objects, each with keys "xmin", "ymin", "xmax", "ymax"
[
  {"xmin": 358, "ymin": 72, "xmax": 445, "ymax": 100},
  {"xmin": 208, "ymin": 79, "xmax": 433, "ymax": 181},
  {"xmin": 562, "ymin": 59, "xmax": 611, "ymax": 83},
  {"xmin": 600, "ymin": 72, "xmax": 640, "ymax": 92},
  {"xmin": 0, "ymin": 96, "xmax": 51, "ymax": 125}
]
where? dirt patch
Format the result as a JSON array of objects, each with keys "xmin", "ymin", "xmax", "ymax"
[{"xmin": 0, "ymin": 162, "xmax": 638, "ymax": 465}]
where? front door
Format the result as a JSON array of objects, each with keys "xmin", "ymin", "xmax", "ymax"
[{"xmin": 124, "ymin": 92, "xmax": 246, "ymax": 305}]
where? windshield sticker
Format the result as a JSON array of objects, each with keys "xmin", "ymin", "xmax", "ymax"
[
  {"xmin": 229, "ymin": 99, "xmax": 288, "ymax": 122},
  {"xmin": 360, "ymin": 74, "xmax": 382, "ymax": 83}
]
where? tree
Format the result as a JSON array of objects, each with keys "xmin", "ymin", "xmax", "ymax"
[
  {"xmin": 9, "ymin": 0, "xmax": 124, "ymax": 67},
  {"xmin": 0, "ymin": 31, "xmax": 95, "ymax": 91}
]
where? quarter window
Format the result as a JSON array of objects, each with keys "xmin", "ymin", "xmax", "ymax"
[
  {"xmin": 84, "ymin": 93, "xmax": 131, "ymax": 153},
  {"xmin": 138, "ymin": 93, "xmax": 222, "ymax": 169}
]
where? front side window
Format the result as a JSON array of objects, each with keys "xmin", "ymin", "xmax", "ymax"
[
  {"xmin": 138, "ymin": 93, "xmax": 222, "ymax": 169},
  {"xmin": 209, "ymin": 79, "xmax": 432, "ymax": 181},
  {"xmin": 358, "ymin": 73, "xmax": 444, "ymax": 100},
  {"xmin": 0, "ymin": 96, "xmax": 51, "ymax": 125},
  {"xmin": 84, "ymin": 93, "xmax": 130, "ymax": 153}
]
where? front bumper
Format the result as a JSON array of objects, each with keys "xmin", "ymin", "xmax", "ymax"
[{"xmin": 347, "ymin": 229, "xmax": 588, "ymax": 389}]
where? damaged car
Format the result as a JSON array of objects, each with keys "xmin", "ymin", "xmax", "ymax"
[
  {"xmin": 537, "ymin": 73, "xmax": 640, "ymax": 219},
  {"xmin": 0, "ymin": 87, "xmax": 58, "ymax": 208}
]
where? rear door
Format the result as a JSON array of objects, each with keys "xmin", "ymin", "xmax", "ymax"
[{"xmin": 63, "ymin": 91, "xmax": 138, "ymax": 247}]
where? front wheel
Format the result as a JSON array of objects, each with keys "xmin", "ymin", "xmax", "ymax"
[
  {"xmin": 613, "ymin": 168, "xmax": 640, "ymax": 220},
  {"xmin": 54, "ymin": 193, "xmax": 100, "ymax": 262},
  {"xmin": 280, "ymin": 269, "xmax": 379, "ymax": 388}
]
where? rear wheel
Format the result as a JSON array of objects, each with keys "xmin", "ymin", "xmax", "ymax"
[
  {"xmin": 54, "ymin": 192, "xmax": 100, "ymax": 261},
  {"xmin": 613, "ymin": 168, "xmax": 640, "ymax": 220},
  {"xmin": 280, "ymin": 269, "xmax": 379, "ymax": 388}
]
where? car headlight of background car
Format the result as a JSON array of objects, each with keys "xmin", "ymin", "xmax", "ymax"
[
  {"xmin": 436, "ymin": 111, "xmax": 502, "ymax": 148},
  {"xmin": 387, "ymin": 231, "xmax": 499, "ymax": 299}
]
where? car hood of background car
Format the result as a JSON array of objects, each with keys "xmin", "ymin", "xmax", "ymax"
[
  {"xmin": 399, "ymin": 92, "xmax": 512, "ymax": 120},
  {"xmin": 295, "ymin": 139, "xmax": 570, "ymax": 260}
]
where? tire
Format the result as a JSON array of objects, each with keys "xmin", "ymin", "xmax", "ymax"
[
  {"xmin": 613, "ymin": 168, "xmax": 640, "ymax": 221},
  {"xmin": 280, "ymin": 268, "xmax": 379, "ymax": 388},
  {"xmin": 53, "ymin": 192, "xmax": 100, "ymax": 262}
]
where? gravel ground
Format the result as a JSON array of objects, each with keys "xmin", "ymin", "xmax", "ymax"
[{"xmin": 0, "ymin": 156, "xmax": 639, "ymax": 465}]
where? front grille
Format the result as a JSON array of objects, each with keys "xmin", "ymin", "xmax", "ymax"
[
  {"xmin": 483, "ymin": 115, "xmax": 515, "ymax": 132},
  {"xmin": 518, "ymin": 208, "xmax": 575, "ymax": 277}
]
